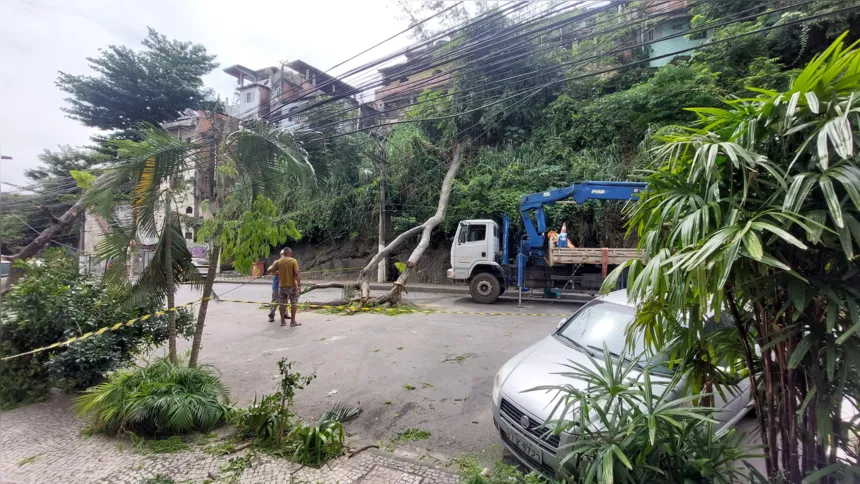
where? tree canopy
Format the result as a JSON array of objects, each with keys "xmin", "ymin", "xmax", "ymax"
[{"xmin": 56, "ymin": 28, "xmax": 218, "ymax": 131}]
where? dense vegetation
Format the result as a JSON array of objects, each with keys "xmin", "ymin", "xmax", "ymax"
[
  {"xmin": 276, "ymin": 0, "xmax": 858, "ymax": 252},
  {"xmin": 0, "ymin": 250, "xmax": 194, "ymax": 408}
]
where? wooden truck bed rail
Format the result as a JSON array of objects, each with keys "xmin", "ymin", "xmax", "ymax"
[{"xmin": 548, "ymin": 239, "xmax": 644, "ymax": 277}]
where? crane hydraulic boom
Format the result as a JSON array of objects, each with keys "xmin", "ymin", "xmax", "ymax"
[{"xmin": 519, "ymin": 181, "xmax": 647, "ymax": 250}]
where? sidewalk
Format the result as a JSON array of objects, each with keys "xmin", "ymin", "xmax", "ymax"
[{"xmin": 0, "ymin": 394, "xmax": 460, "ymax": 484}]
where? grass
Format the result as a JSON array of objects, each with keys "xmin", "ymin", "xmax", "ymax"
[
  {"xmin": 395, "ymin": 427, "xmax": 431, "ymax": 442},
  {"xmin": 403, "ymin": 384, "xmax": 416, "ymax": 391},
  {"xmin": 140, "ymin": 476, "xmax": 177, "ymax": 484},
  {"xmin": 373, "ymin": 349, "xmax": 381, "ymax": 353},
  {"xmin": 384, "ymin": 401, "xmax": 392, "ymax": 405},
  {"xmin": 421, "ymin": 382, "xmax": 434, "ymax": 388},
  {"xmin": 16, "ymin": 455, "xmax": 38, "ymax": 466}
]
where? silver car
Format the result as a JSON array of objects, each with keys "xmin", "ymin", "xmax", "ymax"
[{"xmin": 491, "ymin": 290, "xmax": 752, "ymax": 478}]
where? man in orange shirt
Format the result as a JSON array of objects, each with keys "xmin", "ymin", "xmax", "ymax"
[{"xmin": 267, "ymin": 247, "xmax": 302, "ymax": 327}]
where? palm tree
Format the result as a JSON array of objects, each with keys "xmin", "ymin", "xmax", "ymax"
[
  {"xmin": 87, "ymin": 116, "xmax": 312, "ymax": 366},
  {"xmin": 605, "ymin": 34, "xmax": 860, "ymax": 483}
]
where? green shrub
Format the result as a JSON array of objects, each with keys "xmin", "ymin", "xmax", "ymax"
[
  {"xmin": 73, "ymin": 357, "xmax": 231, "ymax": 436},
  {"xmin": 538, "ymin": 346, "xmax": 756, "ymax": 483},
  {"xmin": 0, "ymin": 249, "xmax": 194, "ymax": 408},
  {"xmin": 288, "ymin": 420, "xmax": 344, "ymax": 467},
  {"xmin": 235, "ymin": 359, "xmax": 314, "ymax": 445}
]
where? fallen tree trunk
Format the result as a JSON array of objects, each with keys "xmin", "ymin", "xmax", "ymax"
[
  {"xmin": 4, "ymin": 197, "xmax": 86, "ymax": 290},
  {"xmin": 359, "ymin": 142, "xmax": 462, "ymax": 306}
]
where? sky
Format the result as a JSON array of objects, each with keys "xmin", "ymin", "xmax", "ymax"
[{"xmin": 0, "ymin": 0, "xmax": 415, "ymax": 188}]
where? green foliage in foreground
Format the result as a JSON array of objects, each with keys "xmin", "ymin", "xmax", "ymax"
[
  {"xmin": 534, "ymin": 347, "xmax": 757, "ymax": 483},
  {"xmin": 455, "ymin": 456, "xmax": 553, "ymax": 484},
  {"xmin": 608, "ymin": 33, "xmax": 860, "ymax": 482},
  {"xmin": 73, "ymin": 357, "xmax": 231, "ymax": 436},
  {"xmin": 0, "ymin": 249, "xmax": 194, "ymax": 409},
  {"xmin": 234, "ymin": 359, "xmax": 354, "ymax": 467}
]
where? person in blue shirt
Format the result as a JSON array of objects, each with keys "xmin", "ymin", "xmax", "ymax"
[{"xmin": 268, "ymin": 249, "xmax": 290, "ymax": 322}]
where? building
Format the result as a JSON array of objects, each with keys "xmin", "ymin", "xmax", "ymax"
[
  {"xmin": 641, "ymin": 0, "xmax": 707, "ymax": 68},
  {"xmin": 371, "ymin": 40, "xmax": 453, "ymax": 128},
  {"xmin": 80, "ymin": 109, "xmax": 218, "ymax": 276},
  {"xmin": 223, "ymin": 61, "xmax": 357, "ymax": 132}
]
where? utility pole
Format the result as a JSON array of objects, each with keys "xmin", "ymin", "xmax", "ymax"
[{"xmin": 371, "ymin": 135, "xmax": 387, "ymax": 283}]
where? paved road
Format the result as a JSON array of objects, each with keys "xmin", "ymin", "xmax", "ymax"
[{"xmin": 174, "ymin": 282, "xmax": 581, "ymax": 463}]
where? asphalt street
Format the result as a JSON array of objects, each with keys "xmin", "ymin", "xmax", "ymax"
[{"xmin": 173, "ymin": 282, "xmax": 582, "ymax": 464}]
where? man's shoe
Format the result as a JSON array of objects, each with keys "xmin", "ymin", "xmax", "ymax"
[{"xmin": 268, "ymin": 317, "xmax": 275, "ymax": 322}]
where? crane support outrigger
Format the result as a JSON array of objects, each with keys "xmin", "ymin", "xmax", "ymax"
[{"xmin": 447, "ymin": 181, "xmax": 647, "ymax": 303}]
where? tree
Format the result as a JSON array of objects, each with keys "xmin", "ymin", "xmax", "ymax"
[
  {"xmin": 88, "ymin": 118, "xmax": 313, "ymax": 367},
  {"xmin": 606, "ymin": 34, "xmax": 860, "ymax": 483},
  {"xmin": 56, "ymin": 28, "xmax": 218, "ymax": 131}
]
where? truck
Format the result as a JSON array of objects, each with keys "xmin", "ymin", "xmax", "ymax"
[{"xmin": 446, "ymin": 181, "xmax": 647, "ymax": 303}]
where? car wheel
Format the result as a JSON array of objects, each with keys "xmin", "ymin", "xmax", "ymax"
[{"xmin": 470, "ymin": 273, "xmax": 500, "ymax": 304}]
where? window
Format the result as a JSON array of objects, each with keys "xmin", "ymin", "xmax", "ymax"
[
  {"xmin": 493, "ymin": 224, "xmax": 498, "ymax": 240},
  {"xmin": 185, "ymin": 207, "xmax": 193, "ymax": 214},
  {"xmin": 399, "ymin": 76, "xmax": 409, "ymax": 83},
  {"xmin": 643, "ymin": 29, "xmax": 654, "ymax": 42},
  {"xmin": 185, "ymin": 231, "xmax": 193, "ymax": 240},
  {"xmin": 245, "ymin": 92, "xmax": 254, "ymax": 103},
  {"xmin": 467, "ymin": 224, "xmax": 486, "ymax": 242}
]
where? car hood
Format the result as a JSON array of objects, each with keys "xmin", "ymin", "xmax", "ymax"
[{"xmin": 500, "ymin": 335, "xmax": 656, "ymax": 423}]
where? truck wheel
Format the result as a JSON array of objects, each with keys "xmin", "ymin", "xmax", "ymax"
[{"xmin": 470, "ymin": 273, "xmax": 500, "ymax": 304}]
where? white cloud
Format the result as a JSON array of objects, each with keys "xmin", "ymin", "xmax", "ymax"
[{"xmin": 0, "ymin": 0, "xmax": 411, "ymax": 187}]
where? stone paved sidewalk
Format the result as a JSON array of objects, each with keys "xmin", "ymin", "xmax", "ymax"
[{"xmin": 0, "ymin": 395, "xmax": 459, "ymax": 484}]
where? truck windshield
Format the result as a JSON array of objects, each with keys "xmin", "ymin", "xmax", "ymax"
[{"xmin": 555, "ymin": 301, "xmax": 640, "ymax": 357}]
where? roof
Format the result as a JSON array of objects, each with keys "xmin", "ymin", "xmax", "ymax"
[
  {"xmin": 223, "ymin": 64, "xmax": 259, "ymax": 80},
  {"xmin": 285, "ymin": 59, "xmax": 355, "ymax": 94}
]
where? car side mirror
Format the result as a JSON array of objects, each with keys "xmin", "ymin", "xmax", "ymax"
[{"xmin": 557, "ymin": 317, "xmax": 566, "ymax": 330}]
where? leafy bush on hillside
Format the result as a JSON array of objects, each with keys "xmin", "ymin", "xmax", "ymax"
[
  {"xmin": 73, "ymin": 357, "xmax": 231, "ymax": 436},
  {"xmin": 0, "ymin": 249, "xmax": 194, "ymax": 408}
]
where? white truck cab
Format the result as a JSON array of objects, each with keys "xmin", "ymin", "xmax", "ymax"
[{"xmin": 447, "ymin": 219, "xmax": 507, "ymax": 303}]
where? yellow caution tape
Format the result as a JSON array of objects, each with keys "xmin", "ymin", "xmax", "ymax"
[
  {"xmin": 1, "ymin": 297, "xmax": 570, "ymax": 361},
  {"xmin": 0, "ymin": 300, "xmax": 201, "ymax": 361},
  {"xmin": 215, "ymin": 266, "xmax": 364, "ymax": 279}
]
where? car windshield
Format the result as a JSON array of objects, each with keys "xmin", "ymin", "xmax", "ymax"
[{"xmin": 555, "ymin": 301, "xmax": 640, "ymax": 357}]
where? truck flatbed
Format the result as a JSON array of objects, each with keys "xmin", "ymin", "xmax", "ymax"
[{"xmin": 548, "ymin": 239, "xmax": 643, "ymax": 267}]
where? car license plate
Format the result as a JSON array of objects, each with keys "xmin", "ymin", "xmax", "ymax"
[{"xmin": 504, "ymin": 427, "xmax": 542, "ymax": 464}]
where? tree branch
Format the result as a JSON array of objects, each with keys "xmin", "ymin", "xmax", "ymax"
[
  {"xmin": 38, "ymin": 205, "xmax": 60, "ymax": 224},
  {"xmin": 5, "ymin": 197, "xmax": 87, "ymax": 290}
]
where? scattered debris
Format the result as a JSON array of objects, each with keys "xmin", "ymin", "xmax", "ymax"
[
  {"xmin": 327, "ymin": 389, "xmax": 338, "ymax": 396},
  {"xmin": 441, "ymin": 354, "xmax": 470, "ymax": 364},
  {"xmin": 16, "ymin": 455, "xmax": 38, "ymax": 467},
  {"xmin": 384, "ymin": 401, "xmax": 392, "ymax": 405},
  {"xmin": 373, "ymin": 349, "xmax": 381, "ymax": 353},
  {"xmin": 421, "ymin": 382, "xmax": 434, "ymax": 388},
  {"xmin": 397, "ymin": 346, "xmax": 404, "ymax": 350},
  {"xmin": 396, "ymin": 427, "xmax": 431, "ymax": 442},
  {"xmin": 403, "ymin": 384, "xmax": 416, "ymax": 391}
]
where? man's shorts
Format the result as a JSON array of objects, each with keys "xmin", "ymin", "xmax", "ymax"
[{"xmin": 279, "ymin": 286, "xmax": 300, "ymax": 305}]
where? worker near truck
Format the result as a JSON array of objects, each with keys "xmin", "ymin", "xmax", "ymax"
[
  {"xmin": 267, "ymin": 249, "xmax": 291, "ymax": 322},
  {"xmin": 268, "ymin": 247, "xmax": 302, "ymax": 327}
]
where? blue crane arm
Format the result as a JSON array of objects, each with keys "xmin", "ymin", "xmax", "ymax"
[{"xmin": 519, "ymin": 181, "xmax": 647, "ymax": 250}]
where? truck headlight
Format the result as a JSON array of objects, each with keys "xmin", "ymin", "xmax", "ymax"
[{"xmin": 446, "ymin": 268, "xmax": 454, "ymax": 278}]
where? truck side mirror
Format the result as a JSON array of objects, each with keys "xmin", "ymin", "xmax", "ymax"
[{"xmin": 458, "ymin": 227, "xmax": 467, "ymax": 245}]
